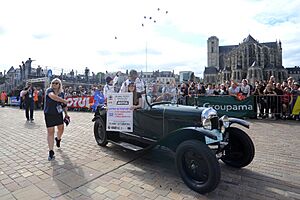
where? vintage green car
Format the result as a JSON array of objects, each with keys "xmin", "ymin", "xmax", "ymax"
[{"xmin": 92, "ymin": 97, "xmax": 255, "ymax": 194}]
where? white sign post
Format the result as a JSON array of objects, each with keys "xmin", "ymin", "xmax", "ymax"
[{"xmin": 106, "ymin": 93, "xmax": 133, "ymax": 132}]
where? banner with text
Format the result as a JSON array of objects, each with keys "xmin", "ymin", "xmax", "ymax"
[
  {"xmin": 187, "ymin": 96, "xmax": 255, "ymax": 118},
  {"xmin": 8, "ymin": 96, "xmax": 20, "ymax": 106},
  {"xmin": 106, "ymin": 93, "xmax": 133, "ymax": 132},
  {"xmin": 66, "ymin": 96, "xmax": 94, "ymax": 109}
]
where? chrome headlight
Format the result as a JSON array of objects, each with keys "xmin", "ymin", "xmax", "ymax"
[
  {"xmin": 220, "ymin": 115, "xmax": 230, "ymax": 128},
  {"xmin": 202, "ymin": 118, "xmax": 212, "ymax": 130},
  {"xmin": 220, "ymin": 125, "xmax": 226, "ymax": 133},
  {"xmin": 201, "ymin": 107, "xmax": 217, "ymax": 130},
  {"xmin": 201, "ymin": 107, "xmax": 218, "ymax": 120}
]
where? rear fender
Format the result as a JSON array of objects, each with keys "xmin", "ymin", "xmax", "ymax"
[
  {"xmin": 228, "ymin": 118, "xmax": 250, "ymax": 129},
  {"xmin": 159, "ymin": 127, "xmax": 223, "ymax": 152}
]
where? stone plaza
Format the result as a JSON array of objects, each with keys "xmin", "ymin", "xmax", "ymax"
[{"xmin": 0, "ymin": 107, "xmax": 299, "ymax": 200}]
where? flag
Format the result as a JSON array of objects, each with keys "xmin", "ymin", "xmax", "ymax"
[
  {"xmin": 91, "ymin": 90, "xmax": 105, "ymax": 112},
  {"xmin": 292, "ymin": 95, "xmax": 300, "ymax": 115}
]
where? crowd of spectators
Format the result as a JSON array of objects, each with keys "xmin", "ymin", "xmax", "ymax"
[
  {"xmin": 1, "ymin": 75, "xmax": 300, "ymax": 121},
  {"xmin": 174, "ymin": 76, "xmax": 300, "ymax": 120},
  {"xmin": 82, "ymin": 75, "xmax": 300, "ymax": 121}
]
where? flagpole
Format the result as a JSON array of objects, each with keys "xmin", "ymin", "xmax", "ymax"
[{"xmin": 145, "ymin": 41, "xmax": 148, "ymax": 72}]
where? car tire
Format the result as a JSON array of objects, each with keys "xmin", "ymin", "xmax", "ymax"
[
  {"xmin": 175, "ymin": 140, "xmax": 220, "ymax": 194},
  {"xmin": 94, "ymin": 118, "xmax": 108, "ymax": 147},
  {"xmin": 221, "ymin": 127, "xmax": 255, "ymax": 168}
]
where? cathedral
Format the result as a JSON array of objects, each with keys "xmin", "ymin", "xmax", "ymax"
[{"xmin": 204, "ymin": 35, "xmax": 288, "ymax": 84}]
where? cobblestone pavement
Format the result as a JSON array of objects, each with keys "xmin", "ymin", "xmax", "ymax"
[{"xmin": 0, "ymin": 107, "xmax": 299, "ymax": 200}]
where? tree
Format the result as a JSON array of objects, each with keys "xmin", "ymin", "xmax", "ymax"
[
  {"xmin": 85, "ymin": 67, "xmax": 90, "ymax": 82},
  {"xmin": 0, "ymin": 76, "xmax": 8, "ymax": 84},
  {"xmin": 96, "ymin": 72, "xmax": 105, "ymax": 84}
]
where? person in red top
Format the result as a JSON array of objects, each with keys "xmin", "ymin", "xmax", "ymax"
[
  {"xmin": 282, "ymin": 86, "xmax": 291, "ymax": 119},
  {"xmin": 33, "ymin": 88, "xmax": 39, "ymax": 109},
  {"xmin": 1, "ymin": 91, "xmax": 7, "ymax": 107}
]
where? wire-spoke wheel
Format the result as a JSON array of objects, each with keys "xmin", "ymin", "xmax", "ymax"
[
  {"xmin": 94, "ymin": 118, "xmax": 108, "ymax": 146},
  {"xmin": 176, "ymin": 140, "xmax": 220, "ymax": 194}
]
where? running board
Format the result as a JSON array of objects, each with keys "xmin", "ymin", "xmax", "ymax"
[{"xmin": 109, "ymin": 141, "xmax": 144, "ymax": 151}]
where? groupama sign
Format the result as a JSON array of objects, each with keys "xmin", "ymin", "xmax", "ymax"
[
  {"xmin": 203, "ymin": 103, "xmax": 253, "ymax": 112},
  {"xmin": 188, "ymin": 96, "xmax": 255, "ymax": 118}
]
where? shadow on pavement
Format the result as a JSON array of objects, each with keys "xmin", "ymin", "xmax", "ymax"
[
  {"xmin": 101, "ymin": 145, "xmax": 300, "ymax": 200},
  {"xmin": 23, "ymin": 121, "xmax": 41, "ymax": 129},
  {"xmin": 46, "ymin": 149, "xmax": 90, "ymax": 199}
]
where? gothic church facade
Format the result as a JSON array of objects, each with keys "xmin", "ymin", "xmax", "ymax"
[{"xmin": 204, "ymin": 35, "xmax": 288, "ymax": 84}]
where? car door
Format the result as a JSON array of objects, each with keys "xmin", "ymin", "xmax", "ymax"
[{"xmin": 133, "ymin": 107, "xmax": 164, "ymax": 140}]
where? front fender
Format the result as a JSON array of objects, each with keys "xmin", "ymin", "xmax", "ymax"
[
  {"xmin": 92, "ymin": 115, "xmax": 100, "ymax": 122},
  {"xmin": 92, "ymin": 109, "xmax": 106, "ymax": 122},
  {"xmin": 159, "ymin": 127, "xmax": 223, "ymax": 152},
  {"xmin": 229, "ymin": 118, "xmax": 250, "ymax": 129}
]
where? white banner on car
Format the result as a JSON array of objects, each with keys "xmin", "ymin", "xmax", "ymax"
[{"xmin": 106, "ymin": 93, "xmax": 133, "ymax": 132}]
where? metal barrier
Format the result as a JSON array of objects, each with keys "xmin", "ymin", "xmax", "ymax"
[{"xmin": 253, "ymin": 95, "xmax": 297, "ymax": 119}]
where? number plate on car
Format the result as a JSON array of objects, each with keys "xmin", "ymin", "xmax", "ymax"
[{"xmin": 205, "ymin": 130, "xmax": 223, "ymax": 144}]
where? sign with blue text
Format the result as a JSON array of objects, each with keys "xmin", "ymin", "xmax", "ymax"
[{"xmin": 106, "ymin": 93, "xmax": 133, "ymax": 132}]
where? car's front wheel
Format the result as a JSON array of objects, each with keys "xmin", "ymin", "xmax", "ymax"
[
  {"xmin": 175, "ymin": 140, "xmax": 220, "ymax": 194},
  {"xmin": 93, "ymin": 118, "xmax": 108, "ymax": 147},
  {"xmin": 221, "ymin": 127, "xmax": 255, "ymax": 168}
]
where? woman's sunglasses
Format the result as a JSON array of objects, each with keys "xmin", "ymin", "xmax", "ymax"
[{"xmin": 52, "ymin": 82, "xmax": 60, "ymax": 85}]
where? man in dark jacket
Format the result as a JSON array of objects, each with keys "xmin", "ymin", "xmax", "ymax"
[{"xmin": 21, "ymin": 82, "xmax": 34, "ymax": 122}]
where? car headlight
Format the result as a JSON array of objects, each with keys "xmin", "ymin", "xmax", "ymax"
[
  {"xmin": 220, "ymin": 115, "xmax": 230, "ymax": 128},
  {"xmin": 201, "ymin": 107, "xmax": 218, "ymax": 120},
  {"xmin": 220, "ymin": 125, "xmax": 226, "ymax": 133},
  {"xmin": 202, "ymin": 118, "xmax": 212, "ymax": 130},
  {"xmin": 201, "ymin": 107, "xmax": 217, "ymax": 130}
]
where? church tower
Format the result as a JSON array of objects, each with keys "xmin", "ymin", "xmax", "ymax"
[{"xmin": 207, "ymin": 36, "xmax": 219, "ymax": 69}]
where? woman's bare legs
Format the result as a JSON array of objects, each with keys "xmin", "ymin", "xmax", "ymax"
[
  {"xmin": 56, "ymin": 124, "xmax": 64, "ymax": 140},
  {"xmin": 47, "ymin": 127, "xmax": 55, "ymax": 160},
  {"xmin": 47, "ymin": 127, "xmax": 55, "ymax": 151},
  {"xmin": 55, "ymin": 124, "xmax": 64, "ymax": 148}
]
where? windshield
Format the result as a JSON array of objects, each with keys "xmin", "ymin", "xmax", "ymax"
[{"xmin": 145, "ymin": 82, "xmax": 178, "ymax": 104}]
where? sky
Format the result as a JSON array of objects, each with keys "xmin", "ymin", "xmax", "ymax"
[{"xmin": 0, "ymin": 0, "xmax": 299, "ymax": 77}]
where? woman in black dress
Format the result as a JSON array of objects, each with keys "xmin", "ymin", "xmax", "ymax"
[
  {"xmin": 44, "ymin": 78, "xmax": 69, "ymax": 160},
  {"xmin": 128, "ymin": 81, "xmax": 142, "ymax": 110}
]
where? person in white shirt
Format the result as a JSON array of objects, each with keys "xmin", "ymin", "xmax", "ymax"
[
  {"xmin": 240, "ymin": 79, "xmax": 251, "ymax": 97},
  {"xmin": 228, "ymin": 81, "xmax": 240, "ymax": 97},
  {"xmin": 120, "ymin": 69, "xmax": 145, "ymax": 94},
  {"xmin": 103, "ymin": 76, "xmax": 118, "ymax": 99},
  {"xmin": 205, "ymin": 83, "xmax": 215, "ymax": 96}
]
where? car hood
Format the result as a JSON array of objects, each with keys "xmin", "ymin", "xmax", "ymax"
[
  {"xmin": 152, "ymin": 104, "xmax": 206, "ymax": 114},
  {"xmin": 152, "ymin": 104, "xmax": 205, "ymax": 121}
]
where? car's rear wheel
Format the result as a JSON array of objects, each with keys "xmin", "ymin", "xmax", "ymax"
[
  {"xmin": 94, "ymin": 118, "xmax": 108, "ymax": 146},
  {"xmin": 175, "ymin": 140, "xmax": 220, "ymax": 194},
  {"xmin": 221, "ymin": 127, "xmax": 255, "ymax": 168}
]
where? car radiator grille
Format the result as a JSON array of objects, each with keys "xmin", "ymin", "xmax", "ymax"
[{"xmin": 211, "ymin": 116, "xmax": 219, "ymax": 130}]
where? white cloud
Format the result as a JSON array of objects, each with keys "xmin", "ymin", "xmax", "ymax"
[{"xmin": 0, "ymin": 0, "xmax": 299, "ymax": 77}]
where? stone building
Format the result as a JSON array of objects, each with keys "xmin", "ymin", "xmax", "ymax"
[
  {"xmin": 286, "ymin": 66, "xmax": 300, "ymax": 82},
  {"xmin": 204, "ymin": 35, "xmax": 288, "ymax": 84}
]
